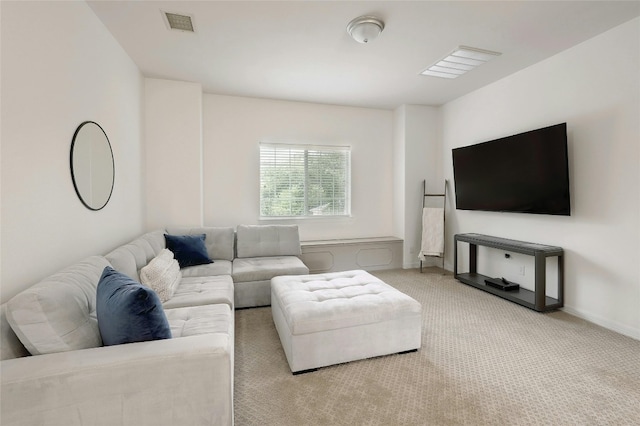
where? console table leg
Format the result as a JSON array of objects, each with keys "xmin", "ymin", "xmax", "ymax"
[
  {"xmin": 454, "ymin": 239, "xmax": 458, "ymax": 276},
  {"xmin": 469, "ymin": 244, "xmax": 477, "ymax": 274},
  {"xmin": 558, "ymin": 254, "xmax": 564, "ymax": 307},
  {"xmin": 534, "ymin": 254, "xmax": 546, "ymax": 311}
]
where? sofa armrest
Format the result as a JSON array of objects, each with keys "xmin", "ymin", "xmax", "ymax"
[{"xmin": 1, "ymin": 334, "xmax": 233, "ymax": 426}]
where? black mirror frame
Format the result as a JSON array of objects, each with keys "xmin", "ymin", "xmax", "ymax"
[{"xmin": 70, "ymin": 121, "xmax": 115, "ymax": 211}]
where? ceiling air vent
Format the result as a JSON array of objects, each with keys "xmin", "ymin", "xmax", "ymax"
[
  {"xmin": 163, "ymin": 11, "xmax": 195, "ymax": 32},
  {"xmin": 420, "ymin": 46, "xmax": 501, "ymax": 79}
]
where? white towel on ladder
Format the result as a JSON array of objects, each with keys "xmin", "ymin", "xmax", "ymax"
[{"xmin": 418, "ymin": 207, "xmax": 444, "ymax": 260}]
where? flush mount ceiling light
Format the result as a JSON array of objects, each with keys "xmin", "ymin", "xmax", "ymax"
[
  {"xmin": 162, "ymin": 11, "xmax": 195, "ymax": 32},
  {"xmin": 347, "ymin": 16, "xmax": 385, "ymax": 44},
  {"xmin": 420, "ymin": 46, "xmax": 501, "ymax": 79}
]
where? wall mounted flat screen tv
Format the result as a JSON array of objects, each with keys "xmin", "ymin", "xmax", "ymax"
[{"xmin": 452, "ymin": 123, "xmax": 570, "ymax": 216}]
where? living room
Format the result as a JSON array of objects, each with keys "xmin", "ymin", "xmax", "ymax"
[{"xmin": 1, "ymin": 1, "xmax": 639, "ymax": 423}]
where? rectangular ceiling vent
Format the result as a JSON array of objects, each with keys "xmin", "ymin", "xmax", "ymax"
[
  {"xmin": 420, "ymin": 46, "xmax": 501, "ymax": 79},
  {"xmin": 163, "ymin": 11, "xmax": 195, "ymax": 32}
]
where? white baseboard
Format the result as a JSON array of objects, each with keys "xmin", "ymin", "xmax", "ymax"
[{"xmin": 561, "ymin": 305, "xmax": 640, "ymax": 341}]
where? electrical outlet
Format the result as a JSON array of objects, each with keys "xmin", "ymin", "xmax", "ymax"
[{"xmin": 518, "ymin": 266, "xmax": 525, "ymax": 276}]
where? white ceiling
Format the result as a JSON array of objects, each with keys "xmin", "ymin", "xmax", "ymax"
[{"xmin": 88, "ymin": 1, "xmax": 640, "ymax": 110}]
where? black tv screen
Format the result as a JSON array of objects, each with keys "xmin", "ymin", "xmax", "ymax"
[{"xmin": 452, "ymin": 123, "xmax": 570, "ymax": 216}]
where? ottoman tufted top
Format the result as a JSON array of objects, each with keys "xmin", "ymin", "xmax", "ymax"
[{"xmin": 271, "ymin": 270, "xmax": 422, "ymax": 335}]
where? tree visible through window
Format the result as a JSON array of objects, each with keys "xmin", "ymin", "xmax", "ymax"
[{"xmin": 260, "ymin": 144, "xmax": 351, "ymax": 218}]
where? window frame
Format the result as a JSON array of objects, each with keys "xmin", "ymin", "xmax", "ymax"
[{"xmin": 259, "ymin": 143, "xmax": 351, "ymax": 220}]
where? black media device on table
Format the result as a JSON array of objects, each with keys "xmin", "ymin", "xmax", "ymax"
[{"xmin": 485, "ymin": 277, "xmax": 520, "ymax": 291}]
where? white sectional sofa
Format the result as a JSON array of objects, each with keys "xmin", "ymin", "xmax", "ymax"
[{"xmin": 0, "ymin": 225, "xmax": 308, "ymax": 426}]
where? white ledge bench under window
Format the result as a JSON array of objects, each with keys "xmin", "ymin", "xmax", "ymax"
[{"xmin": 300, "ymin": 236, "xmax": 403, "ymax": 273}]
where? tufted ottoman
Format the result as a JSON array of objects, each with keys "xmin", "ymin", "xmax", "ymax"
[{"xmin": 271, "ymin": 270, "xmax": 422, "ymax": 373}]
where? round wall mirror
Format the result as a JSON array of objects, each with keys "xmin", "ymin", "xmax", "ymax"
[{"xmin": 70, "ymin": 121, "xmax": 115, "ymax": 211}]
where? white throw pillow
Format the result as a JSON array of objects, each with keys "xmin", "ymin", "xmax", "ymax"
[{"xmin": 140, "ymin": 249, "xmax": 181, "ymax": 303}]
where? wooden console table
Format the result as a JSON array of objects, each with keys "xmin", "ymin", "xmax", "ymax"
[{"xmin": 454, "ymin": 233, "xmax": 564, "ymax": 312}]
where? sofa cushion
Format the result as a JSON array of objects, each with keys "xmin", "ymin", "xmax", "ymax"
[
  {"xmin": 105, "ymin": 232, "xmax": 166, "ymax": 282},
  {"xmin": 5, "ymin": 256, "xmax": 109, "ymax": 355},
  {"xmin": 232, "ymin": 256, "xmax": 309, "ymax": 283},
  {"xmin": 140, "ymin": 249, "xmax": 182, "ymax": 302},
  {"xmin": 180, "ymin": 259, "xmax": 232, "ymax": 278},
  {"xmin": 165, "ymin": 304, "xmax": 232, "ymax": 338},
  {"xmin": 166, "ymin": 227, "xmax": 235, "ymax": 261},
  {"xmin": 105, "ymin": 244, "xmax": 145, "ymax": 282},
  {"xmin": 165, "ymin": 234, "xmax": 213, "ymax": 268},
  {"xmin": 236, "ymin": 225, "xmax": 302, "ymax": 258},
  {"xmin": 140, "ymin": 230, "xmax": 166, "ymax": 255},
  {"xmin": 97, "ymin": 267, "xmax": 172, "ymax": 346},
  {"xmin": 163, "ymin": 275, "xmax": 234, "ymax": 310}
]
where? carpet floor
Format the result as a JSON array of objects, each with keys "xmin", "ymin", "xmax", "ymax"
[{"xmin": 234, "ymin": 268, "xmax": 640, "ymax": 425}]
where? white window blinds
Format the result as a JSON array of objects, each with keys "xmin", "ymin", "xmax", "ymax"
[{"xmin": 260, "ymin": 143, "xmax": 351, "ymax": 218}]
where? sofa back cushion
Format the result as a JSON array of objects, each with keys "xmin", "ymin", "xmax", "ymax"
[
  {"xmin": 105, "ymin": 231, "xmax": 165, "ymax": 282},
  {"xmin": 105, "ymin": 244, "xmax": 140, "ymax": 281},
  {"xmin": 166, "ymin": 227, "xmax": 235, "ymax": 261},
  {"xmin": 236, "ymin": 225, "xmax": 302, "ymax": 258},
  {"xmin": 5, "ymin": 256, "xmax": 110, "ymax": 355},
  {"xmin": 140, "ymin": 230, "xmax": 166, "ymax": 254}
]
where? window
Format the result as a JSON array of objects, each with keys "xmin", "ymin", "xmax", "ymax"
[{"xmin": 260, "ymin": 143, "xmax": 351, "ymax": 218}]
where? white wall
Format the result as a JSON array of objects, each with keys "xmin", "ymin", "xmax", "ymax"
[
  {"xmin": 393, "ymin": 105, "xmax": 442, "ymax": 268},
  {"xmin": 406, "ymin": 106, "xmax": 442, "ymax": 268},
  {"xmin": 145, "ymin": 78, "xmax": 203, "ymax": 229},
  {"xmin": 392, "ymin": 107, "xmax": 406, "ymax": 242},
  {"xmin": 202, "ymin": 95, "xmax": 395, "ymax": 241},
  {"xmin": 442, "ymin": 18, "xmax": 640, "ymax": 339},
  {"xmin": 0, "ymin": 1, "xmax": 145, "ymax": 302}
]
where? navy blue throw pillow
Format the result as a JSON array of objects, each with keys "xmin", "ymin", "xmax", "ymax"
[
  {"xmin": 164, "ymin": 233, "xmax": 213, "ymax": 268},
  {"xmin": 96, "ymin": 267, "xmax": 172, "ymax": 346}
]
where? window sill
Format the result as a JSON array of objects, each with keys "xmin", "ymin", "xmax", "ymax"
[{"xmin": 259, "ymin": 215, "xmax": 353, "ymax": 222}]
